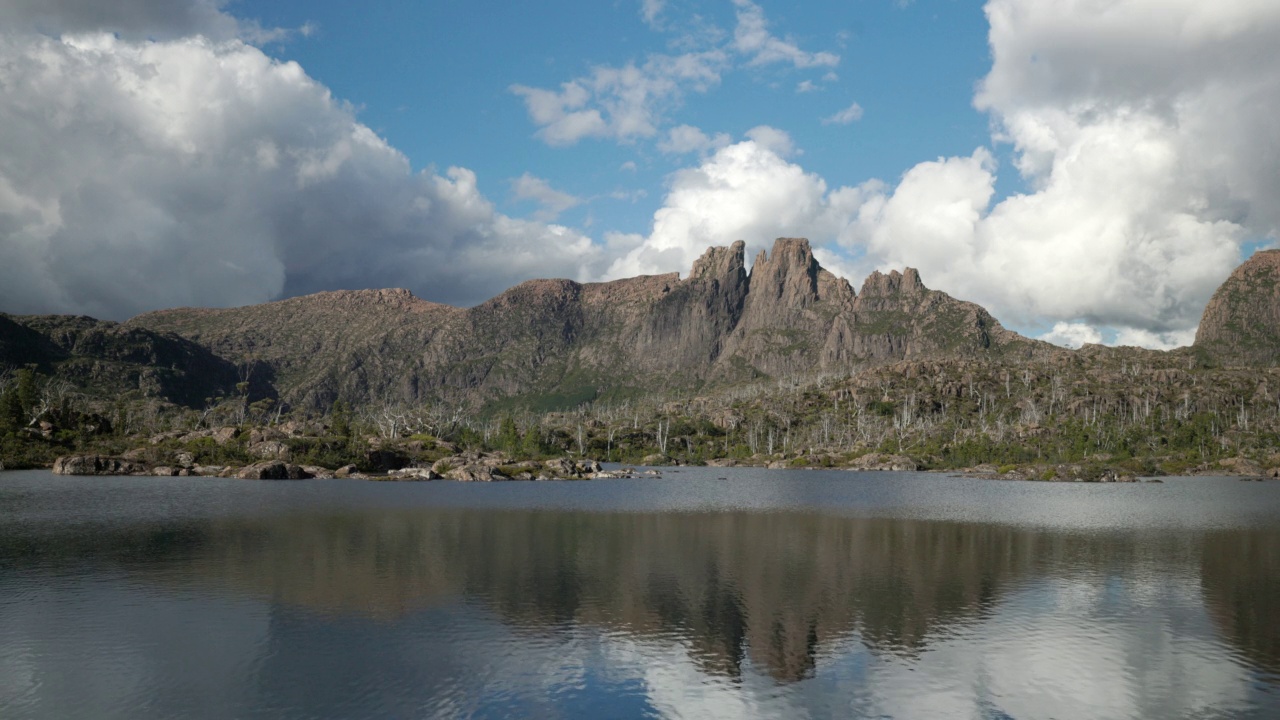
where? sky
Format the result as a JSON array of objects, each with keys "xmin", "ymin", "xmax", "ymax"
[{"xmin": 1, "ymin": 0, "xmax": 1278, "ymax": 349}]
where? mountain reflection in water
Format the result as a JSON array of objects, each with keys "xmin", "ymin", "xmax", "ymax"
[{"xmin": 1, "ymin": 472, "xmax": 1278, "ymax": 719}]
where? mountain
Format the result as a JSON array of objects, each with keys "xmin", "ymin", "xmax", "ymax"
[
  {"xmin": 1194, "ymin": 249, "xmax": 1280, "ymax": 365},
  {"xmin": 113, "ymin": 238, "xmax": 1047, "ymax": 412}
]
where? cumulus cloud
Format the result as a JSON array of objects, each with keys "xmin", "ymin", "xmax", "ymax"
[
  {"xmin": 731, "ymin": 0, "xmax": 839, "ymax": 69},
  {"xmin": 511, "ymin": 173, "xmax": 582, "ymax": 222},
  {"xmin": 822, "ymin": 101, "xmax": 864, "ymax": 125},
  {"xmin": 1040, "ymin": 322, "xmax": 1103, "ymax": 349},
  {"xmin": 605, "ymin": 132, "xmax": 866, "ymax": 279},
  {"xmin": 0, "ymin": 33, "xmax": 605, "ymax": 319},
  {"xmin": 743, "ymin": 125, "xmax": 797, "ymax": 157}
]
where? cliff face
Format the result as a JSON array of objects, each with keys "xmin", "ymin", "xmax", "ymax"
[
  {"xmin": 1194, "ymin": 249, "xmax": 1280, "ymax": 365},
  {"xmin": 104, "ymin": 237, "xmax": 1046, "ymax": 411}
]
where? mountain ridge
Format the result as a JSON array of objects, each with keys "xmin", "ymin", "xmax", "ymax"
[
  {"xmin": 10, "ymin": 237, "xmax": 1276, "ymax": 416},
  {"xmin": 109, "ymin": 237, "xmax": 1047, "ymax": 411}
]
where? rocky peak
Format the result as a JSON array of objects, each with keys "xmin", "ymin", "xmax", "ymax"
[
  {"xmin": 748, "ymin": 237, "xmax": 822, "ymax": 306},
  {"xmin": 858, "ymin": 268, "xmax": 926, "ymax": 297},
  {"xmin": 689, "ymin": 240, "xmax": 747, "ymax": 284},
  {"xmin": 1194, "ymin": 249, "xmax": 1280, "ymax": 364}
]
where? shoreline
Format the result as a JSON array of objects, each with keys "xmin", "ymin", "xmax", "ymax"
[{"xmin": 14, "ymin": 452, "xmax": 1275, "ymax": 483}]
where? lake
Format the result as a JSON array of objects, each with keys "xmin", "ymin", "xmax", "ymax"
[{"xmin": 1, "ymin": 468, "xmax": 1277, "ymax": 719}]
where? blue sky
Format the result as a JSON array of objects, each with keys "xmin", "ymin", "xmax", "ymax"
[
  {"xmin": 1, "ymin": 0, "xmax": 1277, "ymax": 348},
  {"xmin": 243, "ymin": 0, "xmax": 999, "ymax": 237}
]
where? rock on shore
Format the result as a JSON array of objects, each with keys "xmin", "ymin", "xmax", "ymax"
[{"xmin": 52, "ymin": 455, "xmax": 149, "ymax": 476}]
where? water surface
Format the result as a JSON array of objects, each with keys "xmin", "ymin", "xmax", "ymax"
[{"xmin": 1, "ymin": 468, "xmax": 1277, "ymax": 718}]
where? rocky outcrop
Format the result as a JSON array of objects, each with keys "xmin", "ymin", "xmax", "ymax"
[
  {"xmin": 1194, "ymin": 249, "xmax": 1280, "ymax": 364},
  {"xmin": 542, "ymin": 458, "xmax": 603, "ymax": 479},
  {"xmin": 235, "ymin": 461, "xmax": 312, "ymax": 480},
  {"xmin": 421, "ymin": 452, "xmax": 609, "ymax": 481},
  {"xmin": 53, "ymin": 455, "xmax": 149, "ymax": 475}
]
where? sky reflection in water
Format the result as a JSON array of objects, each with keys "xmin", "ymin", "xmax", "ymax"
[{"xmin": 1, "ymin": 469, "xmax": 1277, "ymax": 719}]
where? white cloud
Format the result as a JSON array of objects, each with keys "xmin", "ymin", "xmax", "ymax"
[
  {"xmin": 609, "ymin": 189, "xmax": 648, "ymax": 202},
  {"xmin": 822, "ymin": 101, "xmax": 863, "ymax": 125},
  {"xmin": 658, "ymin": 124, "xmax": 731, "ymax": 155},
  {"xmin": 796, "ymin": 80, "xmax": 819, "ymax": 93},
  {"xmin": 511, "ymin": 173, "xmax": 582, "ymax": 222},
  {"xmin": 605, "ymin": 133, "xmax": 867, "ymax": 279},
  {"xmin": 511, "ymin": 51, "xmax": 727, "ymax": 146},
  {"xmin": 517, "ymin": 1, "xmax": 837, "ymax": 149},
  {"xmin": 731, "ymin": 0, "xmax": 839, "ymax": 69},
  {"xmin": 1112, "ymin": 328, "xmax": 1196, "ymax": 351},
  {"xmin": 639, "ymin": 0, "xmax": 665, "ymax": 29},
  {"xmin": 0, "ymin": 33, "xmax": 606, "ymax": 319},
  {"xmin": 1040, "ymin": 322, "xmax": 1103, "ymax": 349},
  {"xmin": 743, "ymin": 125, "xmax": 797, "ymax": 157},
  {"xmin": 619, "ymin": 160, "xmax": 638, "ymax": 172}
]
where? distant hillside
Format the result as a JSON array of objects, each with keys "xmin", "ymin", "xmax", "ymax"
[
  {"xmin": 118, "ymin": 238, "xmax": 1050, "ymax": 412},
  {"xmin": 0, "ymin": 313, "xmax": 239, "ymax": 406},
  {"xmin": 1195, "ymin": 249, "xmax": 1280, "ymax": 365}
]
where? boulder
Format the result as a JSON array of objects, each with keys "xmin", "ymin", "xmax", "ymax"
[
  {"xmin": 235, "ymin": 461, "xmax": 312, "ymax": 480},
  {"xmin": 430, "ymin": 452, "xmax": 511, "ymax": 475},
  {"xmin": 151, "ymin": 466, "xmax": 180, "ymax": 477},
  {"xmin": 249, "ymin": 427, "xmax": 286, "ymax": 445},
  {"xmin": 249, "ymin": 441, "xmax": 291, "ymax": 461},
  {"xmin": 149, "ymin": 430, "xmax": 186, "ymax": 445},
  {"xmin": 366, "ymin": 448, "xmax": 410, "ymax": 472},
  {"xmin": 443, "ymin": 464, "xmax": 510, "ymax": 482},
  {"xmin": 334, "ymin": 464, "xmax": 358, "ymax": 478},
  {"xmin": 52, "ymin": 455, "xmax": 148, "ymax": 476},
  {"xmin": 386, "ymin": 467, "xmax": 441, "ymax": 481},
  {"xmin": 211, "ymin": 427, "xmax": 240, "ymax": 445},
  {"xmin": 542, "ymin": 458, "xmax": 603, "ymax": 479}
]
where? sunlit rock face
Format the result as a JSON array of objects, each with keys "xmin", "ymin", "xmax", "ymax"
[{"xmin": 1194, "ymin": 249, "xmax": 1280, "ymax": 365}]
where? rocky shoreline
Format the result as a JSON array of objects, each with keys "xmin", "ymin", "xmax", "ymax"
[
  {"xmin": 49, "ymin": 451, "xmax": 664, "ymax": 482},
  {"xmin": 45, "ymin": 449, "xmax": 1277, "ymax": 483},
  {"xmin": 28, "ymin": 420, "xmax": 1279, "ymax": 484}
]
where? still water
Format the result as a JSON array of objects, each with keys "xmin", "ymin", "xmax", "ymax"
[{"xmin": 1, "ymin": 468, "xmax": 1278, "ymax": 719}]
